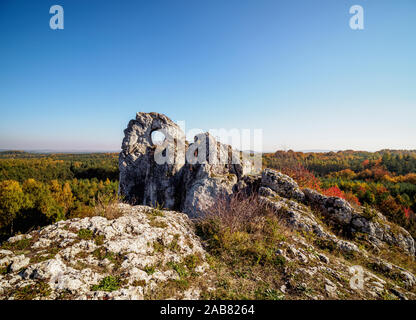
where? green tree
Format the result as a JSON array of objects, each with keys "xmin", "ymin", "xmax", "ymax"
[{"xmin": 0, "ymin": 180, "xmax": 24, "ymax": 233}]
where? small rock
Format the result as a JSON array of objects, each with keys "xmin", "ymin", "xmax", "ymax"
[
  {"xmin": 10, "ymin": 255, "xmax": 30, "ymax": 272},
  {"xmin": 0, "ymin": 249, "xmax": 13, "ymax": 257},
  {"xmin": 8, "ymin": 234, "xmax": 31, "ymax": 243}
]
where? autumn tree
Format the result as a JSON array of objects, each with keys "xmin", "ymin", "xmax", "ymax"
[{"xmin": 0, "ymin": 180, "xmax": 24, "ymax": 233}]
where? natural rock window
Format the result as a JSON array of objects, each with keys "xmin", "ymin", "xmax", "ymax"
[{"xmin": 151, "ymin": 130, "xmax": 165, "ymax": 146}]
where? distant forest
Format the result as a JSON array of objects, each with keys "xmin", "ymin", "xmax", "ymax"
[
  {"xmin": 264, "ymin": 149, "xmax": 416, "ymax": 239},
  {"xmin": 0, "ymin": 151, "xmax": 119, "ymax": 241},
  {"xmin": 1, "ymin": 149, "xmax": 416, "ymax": 242}
]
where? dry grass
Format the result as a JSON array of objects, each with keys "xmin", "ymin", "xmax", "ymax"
[
  {"xmin": 195, "ymin": 193, "xmax": 295, "ymax": 299},
  {"xmin": 93, "ymin": 194, "xmax": 123, "ymax": 220},
  {"xmin": 67, "ymin": 193, "xmax": 123, "ymax": 220},
  {"xmin": 198, "ymin": 192, "xmax": 289, "ymax": 234}
]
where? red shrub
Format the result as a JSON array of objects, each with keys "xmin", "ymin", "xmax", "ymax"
[{"xmin": 322, "ymin": 186, "xmax": 360, "ymax": 207}]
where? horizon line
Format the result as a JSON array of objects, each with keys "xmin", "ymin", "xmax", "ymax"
[{"xmin": 1, "ymin": 148, "xmax": 416, "ymax": 155}]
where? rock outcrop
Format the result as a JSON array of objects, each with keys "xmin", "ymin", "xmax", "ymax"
[
  {"xmin": 119, "ymin": 113, "xmax": 186, "ymax": 208},
  {"xmin": 303, "ymin": 188, "xmax": 415, "ymax": 255},
  {"xmin": 261, "ymin": 168, "xmax": 305, "ymax": 202},
  {"xmin": 1, "ymin": 201, "xmax": 415, "ymax": 300},
  {"xmin": 0, "ymin": 204, "xmax": 210, "ymax": 300},
  {"xmin": 119, "ymin": 112, "xmax": 415, "ymax": 256},
  {"xmin": 119, "ymin": 112, "xmax": 258, "ymax": 217}
]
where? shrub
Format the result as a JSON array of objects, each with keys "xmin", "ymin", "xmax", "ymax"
[
  {"xmin": 197, "ymin": 193, "xmax": 276, "ymax": 235},
  {"xmin": 94, "ymin": 193, "xmax": 123, "ymax": 220},
  {"xmin": 361, "ymin": 204, "xmax": 377, "ymax": 220}
]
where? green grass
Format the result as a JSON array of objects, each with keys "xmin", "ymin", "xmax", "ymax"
[
  {"xmin": 77, "ymin": 229, "xmax": 93, "ymax": 240},
  {"xmin": 167, "ymin": 261, "xmax": 189, "ymax": 278},
  {"xmin": 256, "ymin": 288, "xmax": 285, "ymax": 300},
  {"xmin": 146, "ymin": 204, "xmax": 167, "ymax": 229},
  {"xmin": 92, "ymin": 247, "xmax": 123, "ymax": 270},
  {"xmin": 1, "ymin": 238, "xmax": 31, "ymax": 252},
  {"xmin": 144, "ymin": 265, "xmax": 156, "ymax": 275},
  {"xmin": 94, "ymin": 234, "xmax": 105, "ymax": 245},
  {"xmin": 168, "ymin": 234, "xmax": 180, "ymax": 252},
  {"xmin": 152, "ymin": 240, "xmax": 165, "ymax": 254},
  {"xmin": 91, "ymin": 276, "xmax": 121, "ymax": 292},
  {"xmin": 194, "ymin": 195, "xmax": 297, "ymax": 299},
  {"xmin": 30, "ymin": 250, "xmax": 58, "ymax": 264},
  {"xmin": 144, "ymin": 278, "xmax": 191, "ymax": 300},
  {"xmin": 14, "ymin": 282, "xmax": 51, "ymax": 300},
  {"xmin": 149, "ymin": 220, "xmax": 168, "ymax": 229},
  {"xmin": 184, "ymin": 254, "xmax": 200, "ymax": 270}
]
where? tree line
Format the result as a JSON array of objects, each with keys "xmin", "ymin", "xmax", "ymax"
[
  {"xmin": 264, "ymin": 150, "xmax": 416, "ymax": 238},
  {"xmin": 0, "ymin": 152, "xmax": 119, "ymax": 241}
]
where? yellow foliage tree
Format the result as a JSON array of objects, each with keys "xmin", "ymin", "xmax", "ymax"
[{"xmin": 0, "ymin": 180, "xmax": 24, "ymax": 233}]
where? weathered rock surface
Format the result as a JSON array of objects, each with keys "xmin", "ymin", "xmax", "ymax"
[
  {"xmin": 303, "ymin": 188, "xmax": 415, "ymax": 255},
  {"xmin": 303, "ymin": 188, "xmax": 354, "ymax": 225},
  {"xmin": 1, "ymin": 175, "xmax": 416, "ymax": 300},
  {"xmin": 119, "ymin": 112, "xmax": 186, "ymax": 208},
  {"xmin": 0, "ymin": 204, "xmax": 209, "ymax": 300},
  {"xmin": 261, "ymin": 169, "xmax": 305, "ymax": 202},
  {"xmin": 119, "ymin": 113, "xmax": 258, "ymax": 217}
]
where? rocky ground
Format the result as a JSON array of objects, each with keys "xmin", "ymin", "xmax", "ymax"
[{"xmin": 0, "ymin": 204, "xmax": 210, "ymax": 300}]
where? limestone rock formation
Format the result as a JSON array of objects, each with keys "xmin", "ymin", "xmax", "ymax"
[
  {"xmin": 303, "ymin": 188, "xmax": 354, "ymax": 225},
  {"xmin": 119, "ymin": 112, "xmax": 258, "ymax": 217},
  {"xmin": 1, "ymin": 201, "xmax": 415, "ymax": 300},
  {"xmin": 119, "ymin": 112, "xmax": 186, "ymax": 208},
  {"xmin": 2, "ymin": 112, "xmax": 416, "ymax": 300},
  {"xmin": 119, "ymin": 112, "xmax": 415, "ymax": 256},
  {"xmin": 303, "ymin": 188, "xmax": 415, "ymax": 255},
  {"xmin": 0, "ymin": 204, "xmax": 209, "ymax": 300},
  {"xmin": 261, "ymin": 168, "xmax": 305, "ymax": 202}
]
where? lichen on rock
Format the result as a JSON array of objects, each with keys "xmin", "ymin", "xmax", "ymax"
[{"xmin": 0, "ymin": 204, "xmax": 210, "ymax": 300}]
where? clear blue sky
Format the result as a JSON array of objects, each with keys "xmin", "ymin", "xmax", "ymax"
[{"xmin": 0, "ymin": 0, "xmax": 415, "ymax": 152}]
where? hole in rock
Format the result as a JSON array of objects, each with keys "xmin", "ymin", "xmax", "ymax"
[{"xmin": 151, "ymin": 130, "xmax": 166, "ymax": 146}]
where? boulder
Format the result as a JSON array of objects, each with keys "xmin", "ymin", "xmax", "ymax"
[
  {"xmin": 351, "ymin": 214, "xmax": 415, "ymax": 255},
  {"xmin": 261, "ymin": 169, "xmax": 305, "ymax": 202},
  {"xmin": 303, "ymin": 188, "xmax": 353, "ymax": 225}
]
